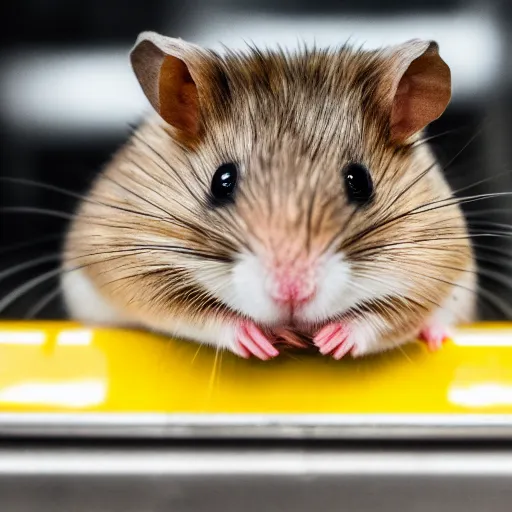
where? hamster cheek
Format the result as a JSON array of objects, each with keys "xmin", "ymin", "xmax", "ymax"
[
  {"xmin": 196, "ymin": 253, "xmax": 283, "ymax": 325},
  {"xmin": 61, "ymin": 268, "xmax": 130, "ymax": 325}
]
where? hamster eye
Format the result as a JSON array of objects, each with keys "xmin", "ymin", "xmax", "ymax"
[
  {"xmin": 210, "ymin": 162, "xmax": 238, "ymax": 204},
  {"xmin": 343, "ymin": 162, "xmax": 374, "ymax": 205}
]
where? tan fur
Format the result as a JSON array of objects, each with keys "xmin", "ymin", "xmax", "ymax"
[{"xmin": 62, "ymin": 38, "xmax": 476, "ymax": 354}]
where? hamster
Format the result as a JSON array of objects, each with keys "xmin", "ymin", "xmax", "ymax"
[{"xmin": 61, "ymin": 31, "xmax": 477, "ymax": 360}]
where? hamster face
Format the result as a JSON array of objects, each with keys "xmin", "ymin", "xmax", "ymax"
[
  {"xmin": 189, "ymin": 120, "xmax": 468, "ymax": 331},
  {"xmin": 63, "ymin": 38, "xmax": 474, "ymax": 350}
]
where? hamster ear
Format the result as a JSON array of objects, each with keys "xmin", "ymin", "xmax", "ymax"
[
  {"xmin": 383, "ymin": 40, "xmax": 451, "ymax": 144},
  {"xmin": 130, "ymin": 31, "xmax": 204, "ymax": 137}
]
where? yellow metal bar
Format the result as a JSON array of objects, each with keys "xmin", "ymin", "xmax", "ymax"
[{"xmin": 0, "ymin": 321, "xmax": 511, "ymax": 415}]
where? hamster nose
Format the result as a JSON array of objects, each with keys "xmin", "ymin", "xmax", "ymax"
[{"xmin": 269, "ymin": 269, "xmax": 316, "ymax": 307}]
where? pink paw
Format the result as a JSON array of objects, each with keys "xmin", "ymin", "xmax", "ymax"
[
  {"xmin": 236, "ymin": 321, "xmax": 279, "ymax": 360},
  {"xmin": 313, "ymin": 322, "xmax": 355, "ymax": 360},
  {"xmin": 420, "ymin": 325, "xmax": 450, "ymax": 351}
]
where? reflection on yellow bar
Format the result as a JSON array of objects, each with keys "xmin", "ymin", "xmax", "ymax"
[{"xmin": 1, "ymin": 321, "xmax": 512, "ymax": 414}]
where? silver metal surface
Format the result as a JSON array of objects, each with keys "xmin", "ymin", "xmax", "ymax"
[
  {"xmin": 1, "ymin": 412, "xmax": 512, "ymax": 439},
  {"xmin": 1, "ymin": 446, "xmax": 512, "ymax": 511}
]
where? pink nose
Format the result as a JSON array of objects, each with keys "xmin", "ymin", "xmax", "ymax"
[{"xmin": 270, "ymin": 273, "xmax": 316, "ymax": 307}]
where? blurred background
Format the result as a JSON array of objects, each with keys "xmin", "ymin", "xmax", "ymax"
[{"xmin": 0, "ymin": 0, "xmax": 510, "ymax": 320}]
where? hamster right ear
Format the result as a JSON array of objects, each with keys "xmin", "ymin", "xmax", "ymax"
[
  {"xmin": 381, "ymin": 39, "xmax": 451, "ymax": 144},
  {"xmin": 130, "ymin": 31, "xmax": 205, "ymax": 138}
]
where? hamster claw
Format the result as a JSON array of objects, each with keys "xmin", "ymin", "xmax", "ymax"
[
  {"xmin": 313, "ymin": 322, "xmax": 355, "ymax": 360},
  {"xmin": 419, "ymin": 324, "xmax": 450, "ymax": 351},
  {"xmin": 236, "ymin": 321, "xmax": 279, "ymax": 360}
]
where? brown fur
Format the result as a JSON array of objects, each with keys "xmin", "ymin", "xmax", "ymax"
[{"xmin": 63, "ymin": 39, "xmax": 475, "ymax": 353}]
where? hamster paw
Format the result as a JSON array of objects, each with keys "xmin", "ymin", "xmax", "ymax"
[
  {"xmin": 419, "ymin": 324, "xmax": 450, "ymax": 351},
  {"xmin": 235, "ymin": 321, "xmax": 279, "ymax": 360},
  {"xmin": 313, "ymin": 322, "xmax": 356, "ymax": 360}
]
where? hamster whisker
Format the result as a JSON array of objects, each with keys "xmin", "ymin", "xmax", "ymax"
[
  {"xmin": 469, "ymin": 231, "xmax": 512, "ymax": 240},
  {"xmin": 128, "ymin": 142, "xmax": 193, "ymax": 198},
  {"xmin": 349, "ymin": 295, "xmax": 427, "ymax": 333},
  {"xmin": 348, "ymin": 230, "xmax": 512, "ymax": 259},
  {"xmin": 66, "ymin": 247, "xmax": 164, "ymax": 263},
  {"xmin": 406, "ymin": 220, "xmax": 512, "ymax": 236},
  {"xmin": 0, "ymin": 247, "xmax": 197, "ymax": 317},
  {"xmin": 416, "ymin": 260, "xmax": 512, "ymax": 289},
  {"xmin": 371, "ymin": 129, "xmax": 479, "ymax": 234},
  {"xmin": 357, "ymin": 273, "xmax": 439, "ymax": 310},
  {"xmin": 0, "ymin": 255, "xmax": 126, "ymax": 316},
  {"xmin": 93, "ymin": 263, "xmax": 229, "ymax": 320},
  {"xmin": 338, "ymin": 169, "xmax": 445, "ymax": 249},
  {"xmin": 208, "ymin": 344, "xmax": 222, "ymax": 398},
  {"xmin": 382, "ymin": 160, "xmax": 439, "ymax": 219},
  {"xmin": 359, "ymin": 260, "xmax": 512, "ymax": 319},
  {"xmin": 467, "ymin": 220, "xmax": 512, "ymax": 232},
  {"xmin": 0, "ymin": 267, "xmax": 68, "ymax": 315},
  {"xmin": 471, "ymin": 242, "xmax": 512, "ymax": 259},
  {"xmin": 336, "ymin": 154, "xmax": 398, "ymax": 238},
  {"xmin": 163, "ymin": 284, "xmax": 226, "ymax": 319},
  {"xmin": 411, "ymin": 125, "xmax": 477, "ymax": 149},
  {"xmin": 126, "ymin": 243, "xmax": 234, "ymax": 263},
  {"xmin": 0, "ymin": 181, "xmax": 192, "ymax": 232},
  {"xmin": 391, "ymin": 258, "xmax": 510, "ymax": 313},
  {"xmin": 109, "ymin": 166, "xmax": 246, "ymax": 253},
  {"xmin": 0, "ymin": 176, "xmax": 91, "ymax": 204},
  {"xmin": 0, "ymin": 254, "xmax": 60, "ymax": 283},
  {"xmin": 350, "ymin": 293, "xmax": 408, "ymax": 328},
  {"xmin": 465, "ymin": 208, "xmax": 512, "ymax": 217},
  {"xmin": 415, "ymin": 225, "xmax": 512, "ymax": 238},
  {"xmin": 468, "ymin": 262, "xmax": 512, "ymax": 285},
  {"xmin": 25, "ymin": 285, "xmax": 62, "ymax": 319},
  {"xmin": 450, "ymin": 168, "xmax": 512, "ymax": 197},
  {"xmin": 190, "ymin": 343, "xmax": 204, "ymax": 365},
  {"xmin": 0, "ymin": 234, "xmax": 62, "ymax": 257},
  {"xmin": 93, "ymin": 261, "xmax": 171, "ymax": 281},
  {"xmin": 439, "ymin": 125, "xmax": 484, "ymax": 174},
  {"xmin": 178, "ymin": 147, "xmax": 210, "ymax": 189},
  {"xmin": 404, "ymin": 189, "xmax": 512, "ymax": 223},
  {"xmin": 100, "ymin": 268, "xmax": 172, "ymax": 293},
  {"xmin": 0, "ymin": 206, "xmax": 74, "ymax": 221},
  {"xmin": 351, "ymin": 269, "xmax": 442, "ymax": 309},
  {"xmin": 148, "ymin": 123, "xmax": 212, "ymax": 189},
  {"xmin": 100, "ymin": 174, "xmax": 191, "ymax": 224},
  {"xmin": 124, "ymin": 156, "xmax": 210, "ymax": 219},
  {"xmin": 346, "ymin": 236, "xmax": 471, "ymax": 258},
  {"xmin": 417, "ymin": 191, "xmax": 512, "ymax": 212},
  {"xmin": 133, "ymin": 128, "xmax": 210, "ymax": 193},
  {"xmin": 0, "ymin": 176, "xmax": 242, "ymax": 251},
  {"xmin": 342, "ymin": 191, "xmax": 512, "ymax": 250},
  {"xmin": 387, "ymin": 189, "xmax": 512, "ymax": 240},
  {"xmin": 111, "ymin": 163, "xmax": 195, "ymax": 218},
  {"xmin": 0, "ymin": 178, "xmax": 160, "ymax": 226}
]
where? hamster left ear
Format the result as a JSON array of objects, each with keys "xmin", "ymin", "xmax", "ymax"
[
  {"xmin": 384, "ymin": 40, "xmax": 451, "ymax": 144},
  {"xmin": 130, "ymin": 31, "xmax": 204, "ymax": 139}
]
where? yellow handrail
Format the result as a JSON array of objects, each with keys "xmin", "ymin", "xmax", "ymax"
[{"xmin": 0, "ymin": 321, "xmax": 511, "ymax": 414}]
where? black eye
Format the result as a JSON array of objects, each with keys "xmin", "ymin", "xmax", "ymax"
[
  {"xmin": 343, "ymin": 162, "xmax": 374, "ymax": 205},
  {"xmin": 210, "ymin": 162, "xmax": 238, "ymax": 204}
]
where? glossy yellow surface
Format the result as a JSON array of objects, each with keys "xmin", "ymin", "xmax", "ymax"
[{"xmin": 1, "ymin": 321, "xmax": 512, "ymax": 413}]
